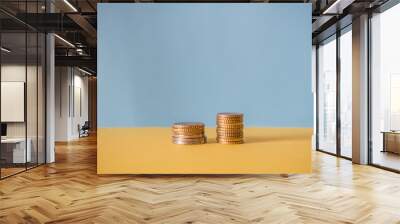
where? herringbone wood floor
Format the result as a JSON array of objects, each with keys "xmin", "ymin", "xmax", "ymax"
[{"xmin": 1, "ymin": 135, "xmax": 400, "ymax": 224}]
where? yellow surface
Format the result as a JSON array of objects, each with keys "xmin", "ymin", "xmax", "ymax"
[{"xmin": 97, "ymin": 127, "xmax": 312, "ymax": 174}]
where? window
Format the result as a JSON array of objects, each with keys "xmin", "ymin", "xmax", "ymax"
[
  {"xmin": 339, "ymin": 27, "xmax": 352, "ymax": 158},
  {"xmin": 0, "ymin": 1, "xmax": 46, "ymax": 179},
  {"xmin": 370, "ymin": 3, "xmax": 400, "ymax": 171},
  {"xmin": 316, "ymin": 26, "xmax": 353, "ymax": 158},
  {"xmin": 317, "ymin": 35, "xmax": 337, "ymax": 154}
]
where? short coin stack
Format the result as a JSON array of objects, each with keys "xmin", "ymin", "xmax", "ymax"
[
  {"xmin": 172, "ymin": 122, "xmax": 207, "ymax": 145},
  {"xmin": 216, "ymin": 113, "xmax": 244, "ymax": 144}
]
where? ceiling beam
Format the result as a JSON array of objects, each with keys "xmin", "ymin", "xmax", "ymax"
[
  {"xmin": 55, "ymin": 55, "xmax": 96, "ymax": 71},
  {"xmin": 67, "ymin": 13, "xmax": 97, "ymax": 46},
  {"xmin": 323, "ymin": 0, "xmax": 356, "ymax": 14}
]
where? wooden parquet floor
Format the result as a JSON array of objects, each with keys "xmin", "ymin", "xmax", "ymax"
[{"xmin": 1, "ymin": 135, "xmax": 400, "ymax": 224}]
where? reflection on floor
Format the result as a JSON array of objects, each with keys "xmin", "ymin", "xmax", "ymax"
[
  {"xmin": 0, "ymin": 162, "xmax": 42, "ymax": 179},
  {"xmin": 373, "ymin": 150, "xmax": 400, "ymax": 171},
  {"xmin": 341, "ymin": 148, "xmax": 353, "ymax": 158},
  {"xmin": 0, "ymin": 167, "xmax": 25, "ymax": 178},
  {"xmin": 0, "ymin": 135, "xmax": 400, "ymax": 223}
]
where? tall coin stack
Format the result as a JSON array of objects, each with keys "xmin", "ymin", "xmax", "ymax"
[
  {"xmin": 216, "ymin": 113, "xmax": 244, "ymax": 144},
  {"xmin": 172, "ymin": 122, "xmax": 207, "ymax": 145}
]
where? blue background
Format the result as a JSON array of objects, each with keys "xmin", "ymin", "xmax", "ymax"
[{"xmin": 98, "ymin": 3, "xmax": 312, "ymax": 128}]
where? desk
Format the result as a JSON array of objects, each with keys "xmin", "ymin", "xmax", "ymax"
[
  {"xmin": 1, "ymin": 138, "xmax": 31, "ymax": 163},
  {"xmin": 382, "ymin": 131, "xmax": 400, "ymax": 154}
]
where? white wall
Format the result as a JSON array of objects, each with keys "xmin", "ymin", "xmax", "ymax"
[
  {"xmin": 55, "ymin": 67, "xmax": 70, "ymax": 141},
  {"xmin": 1, "ymin": 64, "xmax": 46, "ymax": 164},
  {"xmin": 1, "ymin": 65, "xmax": 28, "ymax": 141},
  {"xmin": 71, "ymin": 73, "xmax": 89, "ymax": 138},
  {"xmin": 1, "ymin": 65, "xmax": 42, "ymax": 137},
  {"xmin": 55, "ymin": 67, "xmax": 89, "ymax": 141}
]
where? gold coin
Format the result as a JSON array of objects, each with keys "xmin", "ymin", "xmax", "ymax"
[
  {"xmin": 217, "ymin": 139, "xmax": 244, "ymax": 144},
  {"xmin": 172, "ymin": 127, "xmax": 204, "ymax": 134},
  {"xmin": 172, "ymin": 134, "xmax": 205, "ymax": 138},
  {"xmin": 217, "ymin": 124, "xmax": 244, "ymax": 128},
  {"xmin": 217, "ymin": 124, "xmax": 243, "ymax": 128},
  {"xmin": 173, "ymin": 129, "xmax": 204, "ymax": 133},
  {"xmin": 217, "ymin": 116, "xmax": 243, "ymax": 121},
  {"xmin": 217, "ymin": 141, "xmax": 244, "ymax": 145},
  {"xmin": 172, "ymin": 137, "xmax": 206, "ymax": 145},
  {"xmin": 217, "ymin": 114, "xmax": 243, "ymax": 118},
  {"xmin": 217, "ymin": 117, "xmax": 243, "ymax": 121},
  {"xmin": 172, "ymin": 141, "xmax": 204, "ymax": 145},
  {"xmin": 217, "ymin": 115, "xmax": 243, "ymax": 119},
  {"xmin": 217, "ymin": 137, "xmax": 244, "ymax": 141},
  {"xmin": 172, "ymin": 138, "xmax": 205, "ymax": 142},
  {"xmin": 217, "ymin": 135, "xmax": 243, "ymax": 139},
  {"xmin": 173, "ymin": 128, "xmax": 204, "ymax": 131},
  {"xmin": 217, "ymin": 112, "xmax": 243, "ymax": 118},
  {"xmin": 216, "ymin": 136, "xmax": 243, "ymax": 141},
  {"xmin": 216, "ymin": 128, "xmax": 243, "ymax": 133},
  {"xmin": 172, "ymin": 128, "xmax": 204, "ymax": 132},
  {"xmin": 217, "ymin": 137, "xmax": 243, "ymax": 141},
  {"xmin": 217, "ymin": 132, "xmax": 243, "ymax": 136},
  {"xmin": 216, "ymin": 126, "xmax": 243, "ymax": 130},
  {"xmin": 216, "ymin": 130, "xmax": 243, "ymax": 135},
  {"xmin": 173, "ymin": 126, "xmax": 204, "ymax": 130},
  {"xmin": 217, "ymin": 133, "xmax": 243, "ymax": 137},
  {"xmin": 172, "ymin": 131, "xmax": 204, "ymax": 136},
  {"xmin": 172, "ymin": 122, "xmax": 205, "ymax": 129},
  {"xmin": 172, "ymin": 127, "xmax": 204, "ymax": 131},
  {"xmin": 172, "ymin": 136, "xmax": 205, "ymax": 141},
  {"xmin": 172, "ymin": 135, "xmax": 207, "ymax": 140},
  {"xmin": 172, "ymin": 126, "xmax": 204, "ymax": 130},
  {"xmin": 217, "ymin": 131, "xmax": 243, "ymax": 135},
  {"xmin": 217, "ymin": 121, "xmax": 243, "ymax": 125}
]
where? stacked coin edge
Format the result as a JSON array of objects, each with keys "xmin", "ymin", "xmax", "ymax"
[
  {"xmin": 172, "ymin": 122, "xmax": 207, "ymax": 145},
  {"xmin": 216, "ymin": 113, "xmax": 244, "ymax": 144}
]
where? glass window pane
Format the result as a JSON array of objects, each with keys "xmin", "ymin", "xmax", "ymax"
[
  {"xmin": 38, "ymin": 33, "xmax": 46, "ymax": 165},
  {"xmin": 27, "ymin": 31, "xmax": 38, "ymax": 169},
  {"xmin": 340, "ymin": 28, "xmax": 352, "ymax": 158},
  {"xmin": 318, "ymin": 36, "xmax": 337, "ymax": 154},
  {"xmin": 371, "ymin": 3, "xmax": 400, "ymax": 171},
  {"xmin": 1, "ymin": 31, "xmax": 27, "ymax": 177},
  {"xmin": 0, "ymin": 1, "xmax": 46, "ymax": 179}
]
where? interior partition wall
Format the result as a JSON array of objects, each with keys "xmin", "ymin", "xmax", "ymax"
[
  {"xmin": 316, "ymin": 25, "xmax": 353, "ymax": 159},
  {"xmin": 0, "ymin": 1, "xmax": 47, "ymax": 179},
  {"xmin": 370, "ymin": 2, "xmax": 400, "ymax": 172}
]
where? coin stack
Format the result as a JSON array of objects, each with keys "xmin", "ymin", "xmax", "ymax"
[
  {"xmin": 216, "ymin": 113, "xmax": 244, "ymax": 144},
  {"xmin": 172, "ymin": 122, "xmax": 207, "ymax": 145}
]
